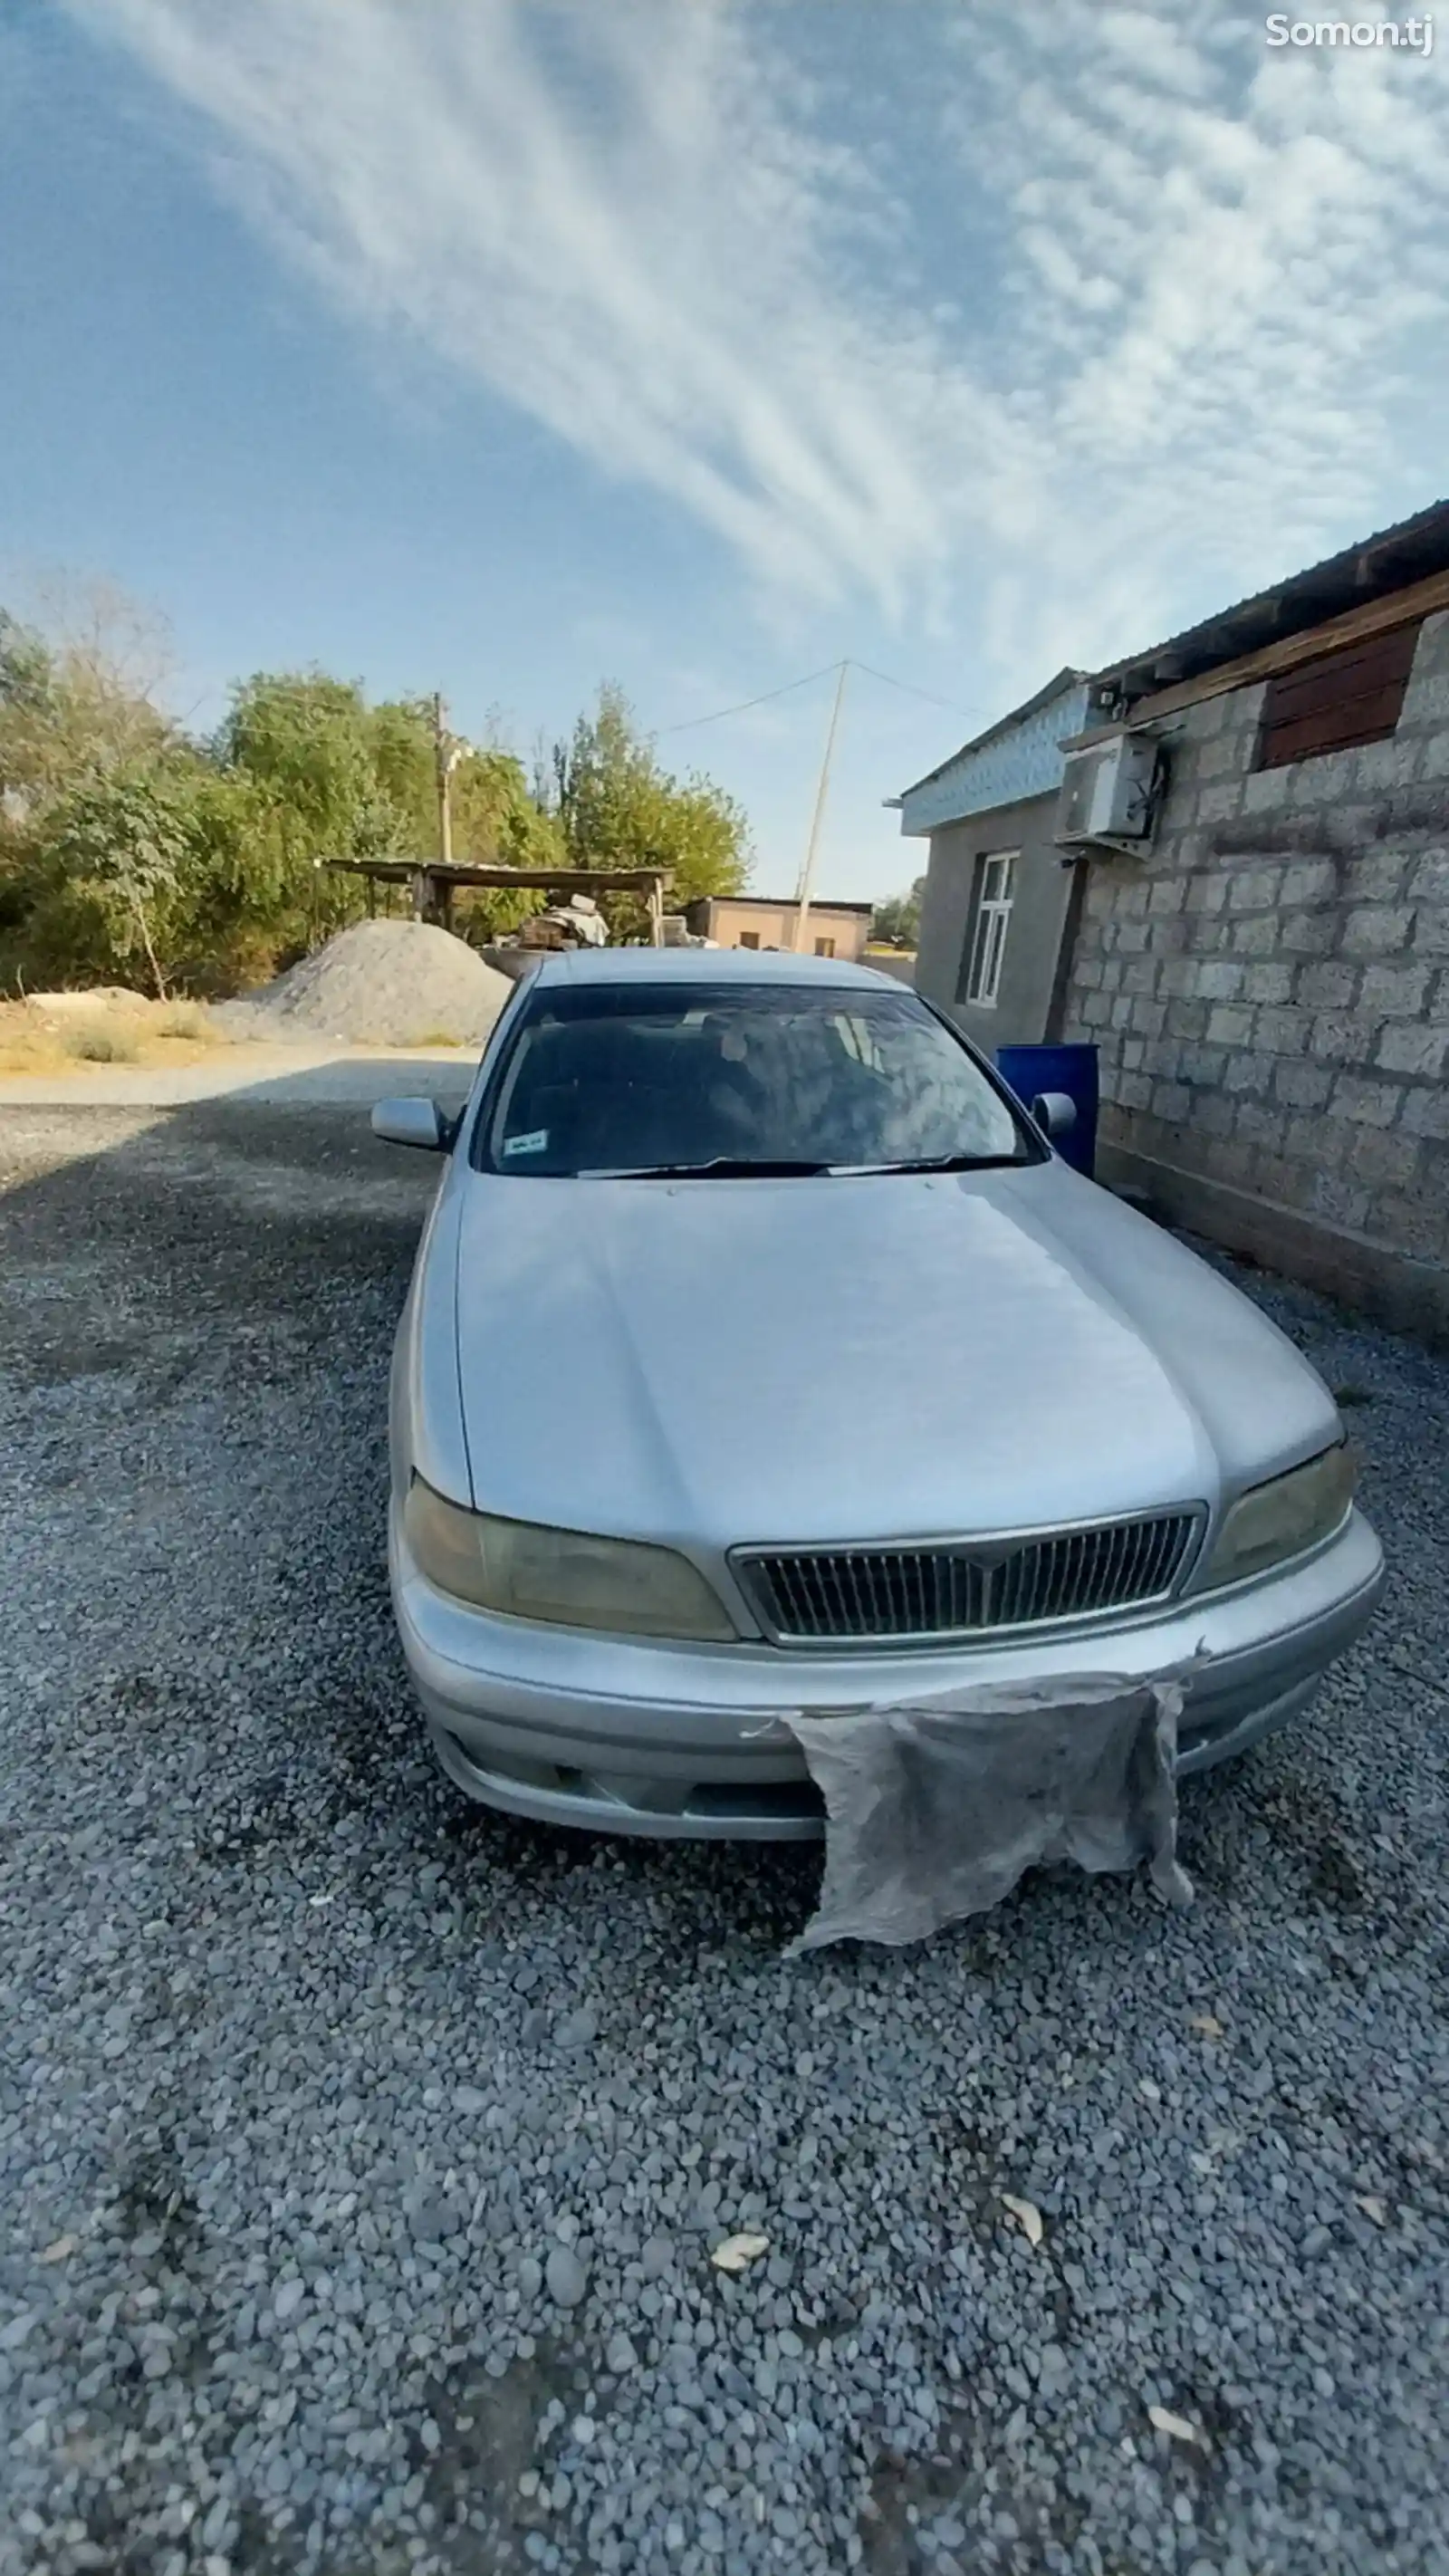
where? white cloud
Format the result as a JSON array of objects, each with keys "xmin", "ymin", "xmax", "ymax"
[
  {"xmin": 945, "ymin": 0, "xmax": 1449, "ymax": 676},
  {"xmin": 65, "ymin": 0, "xmax": 1449, "ymax": 698},
  {"xmin": 68, "ymin": 0, "xmax": 1022, "ymax": 625}
]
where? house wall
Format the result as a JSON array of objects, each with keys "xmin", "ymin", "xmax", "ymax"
[
  {"xmin": 915, "ymin": 790, "xmax": 1076, "ymax": 1052},
  {"xmin": 694, "ymin": 899, "xmax": 871, "ymax": 961},
  {"xmin": 1060, "ymin": 607, "xmax": 1449, "ymax": 1338}
]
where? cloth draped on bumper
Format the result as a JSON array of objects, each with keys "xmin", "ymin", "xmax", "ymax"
[{"xmin": 782, "ymin": 1668, "xmax": 1197, "ymax": 1952}]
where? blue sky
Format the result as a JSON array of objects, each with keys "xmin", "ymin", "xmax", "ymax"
[{"xmin": 3, "ymin": 2, "xmax": 1447, "ymax": 902}]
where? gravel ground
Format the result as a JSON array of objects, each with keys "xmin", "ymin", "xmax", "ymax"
[
  {"xmin": 212, "ymin": 921, "xmax": 512, "ymax": 1049},
  {"xmin": 0, "ymin": 1045, "xmax": 480, "ymax": 1112},
  {"xmin": 1, "ymin": 1103, "xmax": 1446, "ymax": 2576}
]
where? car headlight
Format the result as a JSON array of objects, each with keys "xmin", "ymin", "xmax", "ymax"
[
  {"xmin": 1200, "ymin": 1443, "xmax": 1357, "ymax": 1591},
  {"xmin": 403, "ymin": 1479, "xmax": 739, "ymax": 1641}
]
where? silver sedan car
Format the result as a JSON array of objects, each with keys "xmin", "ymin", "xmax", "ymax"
[{"xmin": 372, "ymin": 948, "xmax": 1384, "ymax": 1839}]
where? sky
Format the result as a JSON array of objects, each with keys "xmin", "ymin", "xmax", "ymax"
[{"xmin": 2, "ymin": 1, "xmax": 1447, "ymax": 904}]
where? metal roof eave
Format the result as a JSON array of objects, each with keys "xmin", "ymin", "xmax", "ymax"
[
  {"xmin": 1091, "ymin": 496, "xmax": 1449, "ymax": 707},
  {"xmin": 895, "ymin": 666, "xmax": 1089, "ymax": 803}
]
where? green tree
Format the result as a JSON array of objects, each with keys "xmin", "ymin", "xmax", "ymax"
[
  {"xmin": 366, "ymin": 693, "xmax": 565, "ymax": 937},
  {"xmin": 2, "ymin": 600, "xmax": 750, "ymax": 992},
  {"xmin": 158, "ymin": 764, "xmax": 289, "ymax": 996},
  {"xmin": 367, "ymin": 694, "xmax": 563, "ymax": 894},
  {"xmin": 870, "ymin": 874, "xmax": 926, "ymax": 947},
  {"xmin": 216, "ymin": 669, "xmax": 417, "ymax": 954},
  {"xmin": 222, "ymin": 669, "xmax": 399, "ymax": 841},
  {"xmin": 218, "ymin": 676, "xmax": 567, "ymax": 950},
  {"xmin": 0, "ymin": 591, "xmax": 175, "ymax": 808},
  {"xmin": 20, "ymin": 766, "xmax": 194, "ymax": 995},
  {"xmin": 547, "ymin": 683, "xmax": 750, "ymax": 930},
  {"xmin": 448, "ymin": 746, "xmax": 567, "ymax": 937},
  {"xmin": 0, "ymin": 611, "xmax": 58, "ymax": 800},
  {"xmin": 1, "ymin": 597, "xmax": 198, "ymax": 989},
  {"xmin": 455, "ymin": 747, "xmax": 563, "ymax": 871},
  {"xmin": 364, "ymin": 693, "xmax": 437, "ymax": 848},
  {"xmin": 0, "ymin": 616, "xmax": 58, "ymax": 933}
]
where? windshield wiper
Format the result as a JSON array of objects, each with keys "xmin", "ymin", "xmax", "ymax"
[
  {"xmin": 583, "ymin": 1157, "xmax": 833, "ymax": 1179},
  {"xmin": 829, "ymin": 1151, "xmax": 1025, "ymax": 1176},
  {"xmin": 581, "ymin": 1151, "xmax": 1024, "ymax": 1179}
]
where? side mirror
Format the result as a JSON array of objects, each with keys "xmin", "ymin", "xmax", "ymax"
[
  {"xmin": 371, "ymin": 1097, "xmax": 451, "ymax": 1152},
  {"xmin": 1031, "ymin": 1090, "xmax": 1078, "ymax": 1141}
]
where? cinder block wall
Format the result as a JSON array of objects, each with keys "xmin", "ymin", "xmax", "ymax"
[{"xmin": 1060, "ymin": 610, "xmax": 1449, "ymax": 1336}]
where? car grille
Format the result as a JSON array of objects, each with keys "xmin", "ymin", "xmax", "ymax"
[{"xmin": 734, "ymin": 1512, "xmax": 1200, "ymax": 1646}]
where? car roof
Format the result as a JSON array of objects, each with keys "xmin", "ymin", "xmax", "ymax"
[{"xmin": 531, "ymin": 947, "xmax": 900, "ymax": 992}]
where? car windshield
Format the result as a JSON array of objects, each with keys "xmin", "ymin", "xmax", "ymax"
[{"xmin": 475, "ymin": 980, "xmax": 1037, "ymax": 1177}]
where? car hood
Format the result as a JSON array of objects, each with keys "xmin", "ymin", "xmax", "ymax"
[{"xmin": 449, "ymin": 1162, "xmax": 1339, "ymax": 1547}]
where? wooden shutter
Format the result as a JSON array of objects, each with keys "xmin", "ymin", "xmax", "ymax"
[{"xmin": 1253, "ymin": 620, "xmax": 1421, "ymax": 770}]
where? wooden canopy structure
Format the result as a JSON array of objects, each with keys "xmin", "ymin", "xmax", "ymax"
[{"xmin": 320, "ymin": 857, "xmax": 673, "ymax": 946}]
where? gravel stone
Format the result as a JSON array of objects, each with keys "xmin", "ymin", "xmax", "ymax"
[
  {"xmin": 545, "ymin": 2246, "xmax": 590, "ymax": 2309},
  {"xmin": 556, "ymin": 2005, "xmax": 600, "ymax": 2050},
  {"xmin": 2, "ymin": 1114, "xmax": 1445, "ymax": 2576}
]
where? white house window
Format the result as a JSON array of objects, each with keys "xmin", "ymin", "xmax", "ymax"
[{"xmin": 963, "ymin": 851, "xmax": 1016, "ymax": 1006}]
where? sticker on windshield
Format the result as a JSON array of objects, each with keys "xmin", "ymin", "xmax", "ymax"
[{"xmin": 504, "ymin": 1129, "xmax": 549, "ymax": 1158}]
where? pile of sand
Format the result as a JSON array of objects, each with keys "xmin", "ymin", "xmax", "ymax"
[{"xmin": 214, "ymin": 919, "xmax": 513, "ymax": 1049}]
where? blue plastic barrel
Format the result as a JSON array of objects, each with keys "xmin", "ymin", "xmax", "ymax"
[{"xmin": 994, "ymin": 1043, "xmax": 1099, "ymax": 1177}]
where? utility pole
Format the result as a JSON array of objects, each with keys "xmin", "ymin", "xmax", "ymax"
[
  {"xmin": 433, "ymin": 691, "xmax": 455, "ymax": 871},
  {"xmin": 794, "ymin": 661, "xmax": 848, "ymax": 952}
]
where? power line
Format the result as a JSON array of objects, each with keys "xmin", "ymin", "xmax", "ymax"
[
  {"xmin": 658, "ymin": 662, "xmax": 844, "ymax": 735},
  {"xmin": 847, "ymin": 658, "xmax": 987, "ymax": 719},
  {"xmin": 660, "ymin": 655, "xmax": 987, "ymax": 737}
]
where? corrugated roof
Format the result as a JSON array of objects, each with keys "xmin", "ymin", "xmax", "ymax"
[{"xmin": 1092, "ymin": 496, "xmax": 1449, "ymax": 705}]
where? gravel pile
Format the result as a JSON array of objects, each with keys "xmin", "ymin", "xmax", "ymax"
[
  {"xmin": 214, "ymin": 920, "xmax": 512, "ymax": 1048},
  {"xmin": 1, "ymin": 1107, "xmax": 1446, "ymax": 2576}
]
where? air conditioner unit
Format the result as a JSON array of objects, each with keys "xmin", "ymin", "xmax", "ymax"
[{"xmin": 1056, "ymin": 730, "xmax": 1163, "ymax": 851}]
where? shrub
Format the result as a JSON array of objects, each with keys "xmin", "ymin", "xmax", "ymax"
[
  {"xmin": 154, "ymin": 1000, "xmax": 214, "ymax": 1040},
  {"xmin": 62, "ymin": 1020, "xmax": 139, "ymax": 1062}
]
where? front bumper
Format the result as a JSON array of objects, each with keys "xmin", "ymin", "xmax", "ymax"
[{"xmin": 391, "ymin": 1507, "xmax": 1386, "ymax": 1840}]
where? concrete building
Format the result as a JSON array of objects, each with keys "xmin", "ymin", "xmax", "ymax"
[
  {"xmin": 1057, "ymin": 500, "xmax": 1449, "ymax": 1340},
  {"xmin": 686, "ymin": 895, "xmax": 875, "ymax": 960},
  {"xmin": 897, "ymin": 498, "xmax": 1449, "ymax": 1336},
  {"xmin": 895, "ymin": 669, "xmax": 1089, "ymax": 1052}
]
